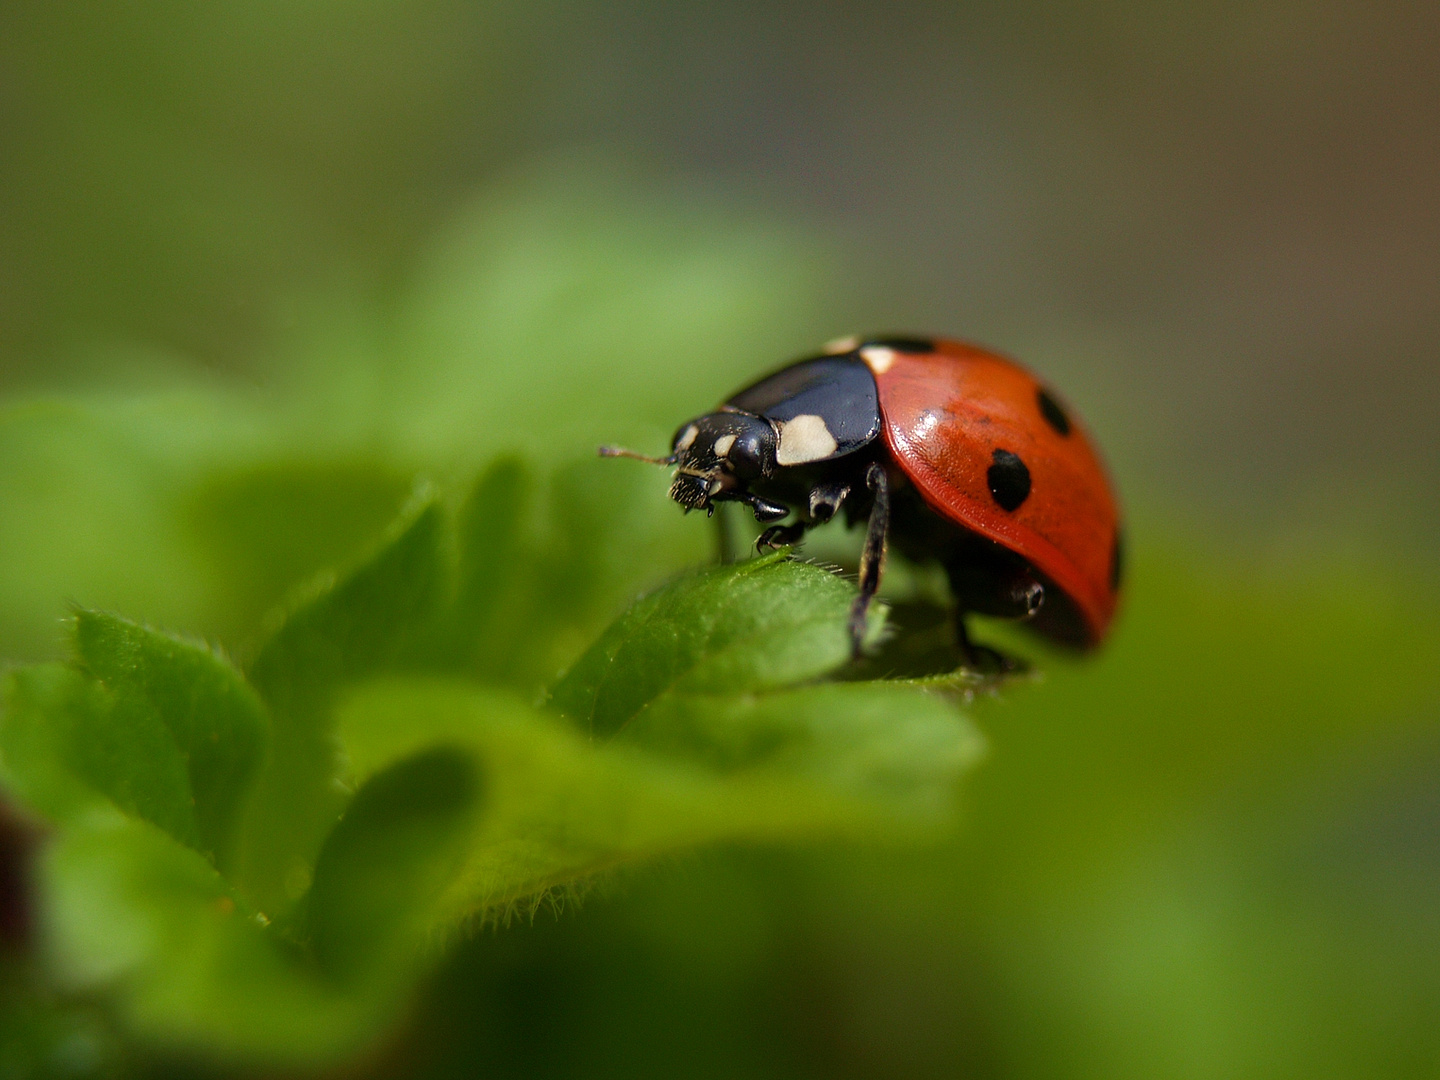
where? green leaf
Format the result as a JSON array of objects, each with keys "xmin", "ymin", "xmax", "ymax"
[
  {"xmin": 72, "ymin": 610, "xmax": 269, "ymax": 869},
  {"xmin": 548, "ymin": 553, "xmax": 861, "ymax": 738},
  {"xmin": 236, "ymin": 496, "xmax": 448, "ymax": 915},
  {"xmin": 386, "ymin": 171, "xmax": 828, "ymax": 468},
  {"xmin": 434, "ymin": 456, "xmax": 531, "ymax": 675},
  {"xmin": 532, "ymin": 456, "xmax": 706, "ymax": 638},
  {"xmin": 333, "ymin": 674, "xmax": 979, "ymax": 926},
  {"xmin": 618, "ymin": 682, "xmax": 985, "ymax": 821},
  {"xmin": 0, "ymin": 392, "xmax": 270, "ymax": 664},
  {"xmin": 0, "ymin": 665, "xmax": 114, "ymax": 826},
  {"xmin": 246, "ymin": 494, "xmax": 448, "ymax": 717},
  {"xmin": 66, "ymin": 689, "xmax": 201, "ymax": 852},
  {"xmin": 182, "ymin": 458, "xmax": 415, "ymax": 644},
  {"xmin": 41, "ymin": 814, "xmax": 393, "ymax": 1067},
  {"xmin": 439, "ymin": 455, "xmax": 711, "ymax": 694},
  {"xmin": 455, "ymin": 457, "xmax": 529, "ymax": 629},
  {"xmin": 306, "ymin": 748, "xmax": 481, "ymax": 983},
  {"xmin": 0, "ymin": 662, "xmax": 198, "ymax": 848}
]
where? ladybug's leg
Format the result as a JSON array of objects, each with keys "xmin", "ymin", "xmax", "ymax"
[
  {"xmin": 946, "ymin": 556, "xmax": 1040, "ymax": 673},
  {"xmin": 848, "ymin": 463, "xmax": 889, "ymax": 656},
  {"xmin": 807, "ymin": 481, "xmax": 851, "ymax": 525},
  {"xmin": 954, "ymin": 616, "xmax": 1012, "ymax": 673},
  {"xmin": 756, "ymin": 478, "xmax": 854, "ymax": 550},
  {"xmin": 756, "ymin": 521, "xmax": 808, "ymax": 549}
]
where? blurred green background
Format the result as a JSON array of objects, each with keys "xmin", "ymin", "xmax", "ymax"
[{"xmin": 2, "ymin": 2, "xmax": 1438, "ymax": 1077}]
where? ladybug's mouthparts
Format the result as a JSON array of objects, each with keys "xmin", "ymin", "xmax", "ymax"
[{"xmin": 669, "ymin": 468, "xmax": 725, "ymax": 512}]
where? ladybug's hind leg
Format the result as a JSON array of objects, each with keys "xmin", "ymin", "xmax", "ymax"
[
  {"xmin": 943, "ymin": 541, "xmax": 1043, "ymax": 673},
  {"xmin": 848, "ymin": 463, "xmax": 889, "ymax": 657},
  {"xmin": 953, "ymin": 615, "xmax": 1022, "ymax": 674}
]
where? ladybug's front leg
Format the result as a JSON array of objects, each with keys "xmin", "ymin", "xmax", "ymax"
[
  {"xmin": 756, "ymin": 520, "xmax": 808, "ymax": 549},
  {"xmin": 848, "ymin": 463, "xmax": 889, "ymax": 657},
  {"xmin": 756, "ymin": 478, "xmax": 854, "ymax": 550}
]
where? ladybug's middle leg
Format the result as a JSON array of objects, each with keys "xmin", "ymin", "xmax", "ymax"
[{"xmin": 848, "ymin": 462, "xmax": 889, "ymax": 656}]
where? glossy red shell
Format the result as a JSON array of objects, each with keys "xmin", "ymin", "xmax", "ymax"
[{"xmin": 866, "ymin": 340, "xmax": 1122, "ymax": 646}]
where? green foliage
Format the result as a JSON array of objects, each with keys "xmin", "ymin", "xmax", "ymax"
[
  {"xmin": 306, "ymin": 748, "xmax": 482, "ymax": 984},
  {"xmin": 237, "ymin": 496, "xmax": 449, "ymax": 913},
  {"xmin": 550, "ymin": 552, "xmax": 857, "ymax": 738},
  {"xmin": 0, "ymin": 666, "xmax": 116, "ymax": 827},
  {"xmin": 72, "ymin": 610, "xmax": 267, "ymax": 869},
  {"xmin": 0, "ymin": 455, "xmax": 981, "ymax": 1070},
  {"xmin": 369, "ymin": 538, "xmax": 1440, "ymax": 1080}
]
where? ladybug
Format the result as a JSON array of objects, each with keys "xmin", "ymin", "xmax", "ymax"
[{"xmin": 602, "ymin": 336, "xmax": 1122, "ymax": 664}]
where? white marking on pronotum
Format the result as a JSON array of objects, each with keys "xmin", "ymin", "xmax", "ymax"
[
  {"xmin": 676, "ymin": 425, "xmax": 699, "ymax": 451},
  {"xmin": 860, "ymin": 345, "xmax": 897, "ymax": 374},
  {"xmin": 824, "ymin": 334, "xmax": 860, "ymax": 354},
  {"xmin": 713, "ymin": 433, "xmax": 737, "ymax": 457},
  {"xmin": 776, "ymin": 414, "xmax": 839, "ymax": 465}
]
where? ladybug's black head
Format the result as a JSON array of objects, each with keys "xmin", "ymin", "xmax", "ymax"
[{"xmin": 666, "ymin": 411, "xmax": 785, "ymax": 520}]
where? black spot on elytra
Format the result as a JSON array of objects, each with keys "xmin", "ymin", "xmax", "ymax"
[
  {"xmin": 1110, "ymin": 529, "xmax": 1125, "ymax": 591},
  {"xmin": 1036, "ymin": 388, "xmax": 1071, "ymax": 436},
  {"xmin": 987, "ymin": 449, "xmax": 1031, "ymax": 511},
  {"xmin": 862, "ymin": 336, "xmax": 935, "ymax": 353}
]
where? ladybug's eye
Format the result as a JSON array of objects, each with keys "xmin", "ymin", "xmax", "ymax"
[{"xmin": 721, "ymin": 424, "xmax": 774, "ymax": 480}]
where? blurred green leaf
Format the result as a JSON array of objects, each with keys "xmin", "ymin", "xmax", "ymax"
[
  {"xmin": 247, "ymin": 494, "xmax": 448, "ymax": 716},
  {"xmin": 0, "ymin": 659, "xmax": 198, "ymax": 850},
  {"xmin": 237, "ymin": 495, "xmax": 449, "ymax": 915},
  {"xmin": 41, "ymin": 814, "xmax": 387, "ymax": 1066},
  {"xmin": 183, "ymin": 458, "xmax": 415, "ymax": 642},
  {"xmin": 466, "ymin": 455, "xmax": 712, "ymax": 693},
  {"xmin": 549, "ymin": 553, "xmax": 862, "ymax": 739},
  {"xmin": 621, "ymin": 682, "xmax": 983, "ymax": 822},
  {"xmin": 306, "ymin": 747, "xmax": 481, "ymax": 984},
  {"xmin": 0, "ymin": 954, "xmax": 123, "ymax": 1080},
  {"xmin": 0, "ymin": 665, "xmax": 114, "ymax": 826},
  {"xmin": 435, "ymin": 455, "xmax": 531, "ymax": 676},
  {"xmin": 380, "ymin": 168, "xmax": 827, "ymax": 469},
  {"xmin": 72, "ymin": 610, "xmax": 268, "ymax": 870},
  {"xmin": 455, "ymin": 457, "xmax": 529, "ymax": 622},
  {"xmin": 334, "ymin": 672, "xmax": 978, "ymax": 926}
]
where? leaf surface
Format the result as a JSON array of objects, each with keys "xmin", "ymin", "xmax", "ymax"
[
  {"xmin": 0, "ymin": 665, "xmax": 116, "ymax": 826},
  {"xmin": 0, "ymin": 661, "xmax": 201, "ymax": 849},
  {"xmin": 331, "ymin": 667, "xmax": 979, "ymax": 927},
  {"xmin": 236, "ymin": 497, "xmax": 448, "ymax": 914},
  {"xmin": 73, "ymin": 610, "xmax": 268, "ymax": 868},
  {"xmin": 41, "ymin": 815, "xmax": 392, "ymax": 1066},
  {"xmin": 548, "ymin": 554, "xmax": 861, "ymax": 738},
  {"xmin": 306, "ymin": 747, "xmax": 481, "ymax": 983}
]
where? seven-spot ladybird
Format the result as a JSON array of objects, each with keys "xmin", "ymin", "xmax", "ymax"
[{"xmin": 602, "ymin": 336, "xmax": 1122, "ymax": 664}]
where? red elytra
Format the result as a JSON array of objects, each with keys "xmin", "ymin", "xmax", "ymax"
[{"xmin": 866, "ymin": 339, "xmax": 1121, "ymax": 645}]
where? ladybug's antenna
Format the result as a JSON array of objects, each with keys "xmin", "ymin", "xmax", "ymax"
[{"xmin": 598, "ymin": 445, "xmax": 676, "ymax": 466}]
